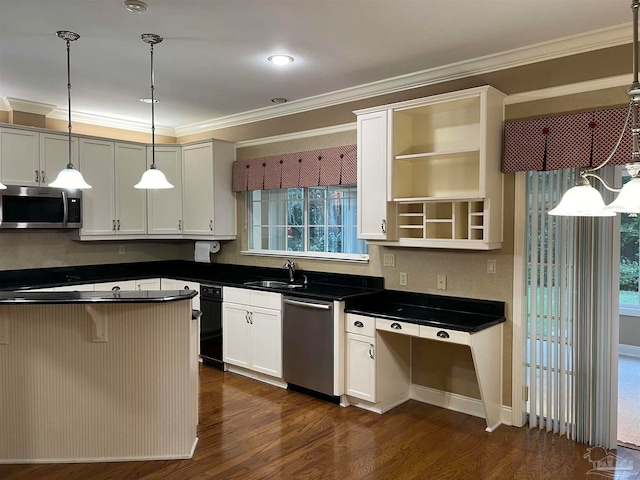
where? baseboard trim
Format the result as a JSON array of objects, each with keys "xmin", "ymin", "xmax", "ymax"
[
  {"xmin": 226, "ymin": 365, "xmax": 288, "ymax": 389},
  {"xmin": 620, "ymin": 344, "xmax": 640, "ymax": 358},
  {"xmin": 410, "ymin": 384, "xmax": 512, "ymax": 426}
]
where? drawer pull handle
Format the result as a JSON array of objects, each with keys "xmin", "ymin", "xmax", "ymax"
[
  {"xmin": 437, "ymin": 330, "xmax": 450, "ymax": 339},
  {"xmin": 354, "ymin": 321, "xmax": 364, "ymax": 328},
  {"xmin": 390, "ymin": 322, "xmax": 402, "ymax": 330},
  {"xmin": 111, "ymin": 286, "xmax": 120, "ymax": 291}
]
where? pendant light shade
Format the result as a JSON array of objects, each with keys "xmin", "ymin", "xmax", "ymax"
[
  {"xmin": 548, "ymin": 184, "xmax": 615, "ymax": 217},
  {"xmin": 603, "ymin": 177, "xmax": 640, "ymax": 213},
  {"xmin": 135, "ymin": 33, "xmax": 173, "ymax": 190},
  {"xmin": 50, "ymin": 30, "xmax": 91, "ymax": 190}
]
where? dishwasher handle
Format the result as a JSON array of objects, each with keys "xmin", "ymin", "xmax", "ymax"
[{"xmin": 283, "ymin": 298, "xmax": 332, "ymax": 311}]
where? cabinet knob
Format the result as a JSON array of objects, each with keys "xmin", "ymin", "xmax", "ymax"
[
  {"xmin": 437, "ymin": 330, "xmax": 450, "ymax": 339},
  {"xmin": 368, "ymin": 344, "xmax": 374, "ymax": 359},
  {"xmin": 390, "ymin": 322, "xmax": 402, "ymax": 330},
  {"xmin": 354, "ymin": 320, "xmax": 364, "ymax": 328},
  {"xmin": 35, "ymin": 170, "xmax": 39, "ymax": 183},
  {"xmin": 381, "ymin": 219, "xmax": 386, "ymax": 234}
]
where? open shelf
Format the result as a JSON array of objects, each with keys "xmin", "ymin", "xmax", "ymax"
[{"xmin": 396, "ymin": 200, "xmax": 485, "ymax": 242}]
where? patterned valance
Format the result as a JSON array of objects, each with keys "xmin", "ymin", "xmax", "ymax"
[
  {"xmin": 502, "ymin": 106, "xmax": 630, "ymax": 173},
  {"xmin": 232, "ymin": 144, "xmax": 357, "ymax": 192}
]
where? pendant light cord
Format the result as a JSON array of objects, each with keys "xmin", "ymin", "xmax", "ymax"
[
  {"xmin": 66, "ymin": 38, "xmax": 73, "ymax": 169},
  {"xmin": 150, "ymin": 41, "xmax": 156, "ymax": 170}
]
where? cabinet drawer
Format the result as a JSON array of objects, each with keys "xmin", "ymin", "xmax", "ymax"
[
  {"xmin": 345, "ymin": 313, "xmax": 375, "ymax": 337},
  {"xmin": 223, "ymin": 286, "xmax": 281, "ymax": 311},
  {"xmin": 376, "ymin": 318, "xmax": 420, "ymax": 337},
  {"xmin": 419, "ymin": 325, "xmax": 470, "ymax": 345}
]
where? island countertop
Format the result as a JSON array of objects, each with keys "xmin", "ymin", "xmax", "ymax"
[{"xmin": 0, "ymin": 289, "xmax": 197, "ymax": 304}]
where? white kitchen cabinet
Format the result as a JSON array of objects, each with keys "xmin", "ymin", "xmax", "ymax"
[
  {"xmin": 182, "ymin": 140, "xmax": 236, "ymax": 239},
  {"xmin": 0, "ymin": 128, "xmax": 40, "ymax": 186},
  {"xmin": 344, "ymin": 313, "xmax": 410, "ymax": 413},
  {"xmin": 0, "ymin": 129, "xmax": 80, "ymax": 187},
  {"xmin": 354, "ymin": 85, "xmax": 505, "ymax": 250},
  {"xmin": 222, "ymin": 286, "xmax": 282, "ymax": 378},
  {"xmin": 39, "ymin": 133, "xmax": 79, "ymax": 187},
  {"xmin": 93, "ymin": 280, "xmax": 137, "ymax": 291},
  {"xmin": 346, "ymin": 332, "xmax": 377, "ymax": 402},
  {"xmin": 161, "ymin": 278, "xmax": 200, "ymax": 310},
  {"xmin": 356, "ymin": 110, "xmax": 394, "ymax": 240},
  {"xmin": 147, "ymin": 146, "xmax": 183, "ymax": 235},
  {"xmin": 80, "ymin": 140, "xmax": 146, "ymax": 237}
]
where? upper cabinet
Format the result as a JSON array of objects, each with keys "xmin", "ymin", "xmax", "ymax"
[
  {"xmin": 182, "ymin": 140, "xmax": 236, "ymax": 239},
  {"xmin": 80, "ymin": 140, "xmax": 146, "ymax": 237},
  {"xmin": 147, "ymin": 146, "xmax": 183, "ymax": 235},
  {"xmin": 354, "ymin": 86, "xmax": 506, "ymax": 250},
  {"xmin": 0, "ymin": 129, "xmax": 80, "ymax": 187}
]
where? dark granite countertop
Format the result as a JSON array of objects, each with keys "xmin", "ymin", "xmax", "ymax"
[
  {"xmin": 344, "ymin": 289, "xmax": 506, "ymax": 333},
  {"xmin": 0, "ymin": 260, "xmax": 384, "ymax": 302},
  {"xmin": 0, "ymin": 289, "xmax": 197, "ymax": 304}
]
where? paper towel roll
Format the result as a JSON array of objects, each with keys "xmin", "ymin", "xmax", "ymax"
[{"xmin": 194, "ymin": 241, "xmax": 221, "ymax": 263}]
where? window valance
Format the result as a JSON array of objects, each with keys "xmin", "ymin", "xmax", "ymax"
[
  {"xmin": 502, "ymin": 106, "xmax": 630, "ymax": 173},
  {"xmin": 232, "ymin": 144, "xmax": 357, "ymax": 192}
]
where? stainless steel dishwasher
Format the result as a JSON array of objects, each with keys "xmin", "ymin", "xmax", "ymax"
[{"xmin": 282, "ymin": 296, "xmax": 335, "ymax": 397}]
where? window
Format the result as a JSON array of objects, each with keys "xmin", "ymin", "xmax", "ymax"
[
  {"xmin": 619, "ymin": 173, "xmax": 640, "ymax": 315},
  {"xmin": 247, "ymin": 186, "xmax": 368, "ymax": 260}
]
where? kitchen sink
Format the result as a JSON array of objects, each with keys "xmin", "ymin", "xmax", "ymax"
[{"xmin": 243, "ymin": 280, "xmax": 306, "ymax": 289}]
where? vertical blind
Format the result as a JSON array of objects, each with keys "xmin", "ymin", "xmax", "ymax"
[{"xmin": 525, "ymin": 168, "xmax": 619, "ymax": 448}]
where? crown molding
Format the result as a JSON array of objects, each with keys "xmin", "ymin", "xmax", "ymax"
[
  {"xmin": 505, "ymin": 74, "xmax": 631, "ymax": 104},
  {"xmin": 235, "ymin": 123, "xmax": 356, "ymax": 148},
  {"xmin": 2, "ymin": 97, "xmax": 56, "ymax": 116},
  {"xmin": 14, "ymin": 23, "xmax": 629, "ymax": 138},
  {"xmin": 175, "ymin": 23, "xmax": 631, "ymax": 136},
  {"xmin": 47, "ymin": 108, "xmax": 176, "ymax": 137}
]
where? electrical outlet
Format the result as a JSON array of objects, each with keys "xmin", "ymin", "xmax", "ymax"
[
  {"xmin": 383, "ymin": 253, "xmax": 396, "ymax": 267},
  {"xmin": 118, "ymin": 245, "xmax": 126, "ymax": 255},
  {"xmin": 437, "ymin": 274, "xmax": 447, "ymax": 290},
  {"xmin": 399, "ymin": 272, "xmax": 408, "ymax": 286},
  {"xmin": 487, "ymin": 259, "xmax": 497, "ymax": 274}
]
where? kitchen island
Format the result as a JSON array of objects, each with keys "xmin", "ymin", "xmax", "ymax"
[{"xmin": 0, "ymin": 289, "xmax": 199, "ymax": 464}]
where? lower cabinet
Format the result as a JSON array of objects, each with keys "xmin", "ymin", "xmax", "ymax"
[
  {"xmin": 222, "ymin": 287, "xmax": 282, "ymax": 379},
  {"xmin": 345, "ymin": 313, "xmax": 411, "ymax": 412}
]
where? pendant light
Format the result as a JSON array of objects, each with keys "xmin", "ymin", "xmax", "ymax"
[
  {"xmin": 134, "ymin": 33, "xmax": 173, "ymax": 190},
  {"xmin": 550, "ymin": 0, "xmax": 640, "ymax": 216},
  {"xmin": 49, "ymin": 31, "xmax": 91, "ymax": 190}
]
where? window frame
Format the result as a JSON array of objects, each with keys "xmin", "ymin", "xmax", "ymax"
[{"xmin": 242, "ymin": 186, "xmax": 369, "ymax": 263}]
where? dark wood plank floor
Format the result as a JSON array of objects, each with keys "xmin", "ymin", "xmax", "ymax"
[{"xmin": 2, "ymin": 365, "xmax": 640, "ymax": 480}]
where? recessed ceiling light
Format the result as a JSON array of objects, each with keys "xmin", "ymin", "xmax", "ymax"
[
  {"xmin": 268, "ymin": 55, "xmax": 294, "ymax": 66},
  {"xmin": 139, "ymin": 98, "xmax": 159, "ymax": 103},
  {"xmin": 124, "ymin": 0, "xmax": 147, "ymax": 13},
  {"xmin": 271, "ymin": 98, "xmax": 287, "ymax": 104}
]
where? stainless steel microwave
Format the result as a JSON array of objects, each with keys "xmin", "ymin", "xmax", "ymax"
[{"xmin": 0, "ymin": 186, "xmax": 82, "ymax": 229}]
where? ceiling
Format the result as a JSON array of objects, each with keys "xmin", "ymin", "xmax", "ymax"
[{"xmin": 0, "ymin": 0, "xmax": 634, "ymax": 133}]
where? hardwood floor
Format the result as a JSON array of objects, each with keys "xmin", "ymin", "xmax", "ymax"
[{"xmin": 2, "ymin": 365, "xmax": 640, "ymax": 480}]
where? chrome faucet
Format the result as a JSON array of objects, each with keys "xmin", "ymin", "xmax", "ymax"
[{"xmin": 283, "ymin": 259, "xmax": 296, "ymax": 283}]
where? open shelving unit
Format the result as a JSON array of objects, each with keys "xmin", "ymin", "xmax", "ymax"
[{"xmin": 355, "ymin": 85, "xmax": 505, "ymax": 250}]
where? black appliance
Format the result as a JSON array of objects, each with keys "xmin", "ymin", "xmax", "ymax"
[
  {"xmin": 0, "ymin": 186, "xmax": 81, "ymax": 229},
  {"xmin": 200, "ymin": 284, "xmax": 224, "ymax": 370}
]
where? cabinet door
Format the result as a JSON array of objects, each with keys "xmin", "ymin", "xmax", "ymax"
[
  {"xmin": 39, "ymin": 133, "xmax": 78, "ymax": 187},
  {"xmin": 222, "ymin": 302, "xmax": 251, "ymax": 369},
  {"xmin": 250, "ymin": 307, "xmax": 282, "ymax": 378},
  {"xmin": 182, "ymin": 142, "xmax": 214, "ymax": 235},
  {"xmin": 135, "ymin": 278, "xmax": 161, "ymax": 290},
  {"xmin": 80, "ymin": 138, "xmax": 116, "ymax": 235},
  {"xmin": 357, "ymin": 110, "xmax": 390, "ymax": 240},
  {"xmin": 346, "ymin": 333, "xmax": 377, "ymax": 402},
  {"xmin": 0, "ymin": 128, "xmax": 40, "ymax": 186},
  {"xmin": 147, "ymin": 146, "xmax": 183, "ymax": 235},
  {"xmin": 115, "ymin": 143, "xmax": 147, "ymax": 235}
]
